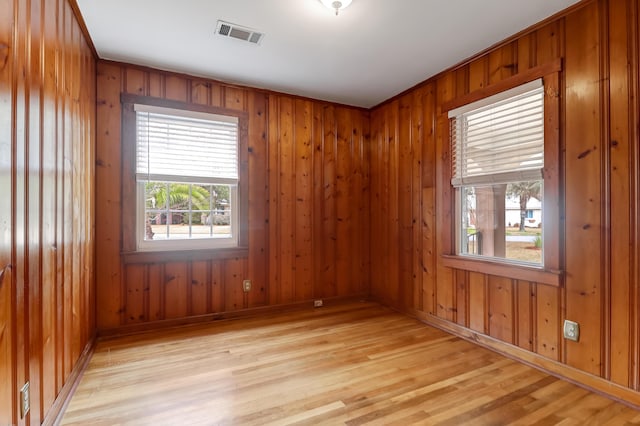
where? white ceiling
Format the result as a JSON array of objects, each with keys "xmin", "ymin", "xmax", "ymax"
[{"xmin": 76, "ymin": 0, "xmax": 581, "ymax": 108}]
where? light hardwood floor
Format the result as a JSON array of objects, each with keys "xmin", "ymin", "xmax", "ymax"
[{"xmin": 61, "ymin": 302, "xmax": 640, "ymax": 425}]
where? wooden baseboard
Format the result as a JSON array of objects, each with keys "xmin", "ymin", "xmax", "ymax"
[
  {"xmin": 97, "ymin": 294, "xmax": 370, "ymax": 339},
  {"xmin": 391, "ymin": 304, "xmax": 640, "ymax": 411},
  {"xmin": 43, "ymin": 337, "xmax": 96, "ymax": 426}
]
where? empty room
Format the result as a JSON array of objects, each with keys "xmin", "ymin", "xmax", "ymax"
[{"xmin": 3, "ymin": 0, "xmax": 640, "ymax": 424}]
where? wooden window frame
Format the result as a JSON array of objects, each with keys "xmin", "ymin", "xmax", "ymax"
[
  {"xmin": 441, "ymin": 59, "xmax": 563, "ymax": 287},
  {"xmin": 120, "ymin": 94, "xmax": 249, "ymax": 262}
]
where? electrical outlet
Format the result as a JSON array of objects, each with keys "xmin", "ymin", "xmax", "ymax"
[
  {"xmin": 20, "ymin": 382, "xmax": 30, "ymax": 419},
  {"xmin": 563, "ymin": 319, "xmax": 580, "ymax": 342},
  {"xmin": 314, "ymin": 299, "xmax": 323, "ymax": 308},
  {"xmin": 242, "ymin": 279, "xmax": 251, "ymax": 292}
]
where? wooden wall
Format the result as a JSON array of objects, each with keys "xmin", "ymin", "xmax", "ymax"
[
  {"xmin": 95, "ymin": 62, "xmax": 370, "ymax": 331},
  {"xmin": 4, "ymin": 0, "xmax": 634, "ymax": 417},
  {"xmin": 0, "ymin": 0, "xmax": 96, "ymax": 424},
  {"xmin": 370, "ymin": 0, "xmax": 640, "ymax": 403}
]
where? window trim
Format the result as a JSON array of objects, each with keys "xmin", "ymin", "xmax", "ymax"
[
  {"xmin": 440, "ymin": 60, "xmax": 563, "ymax": 284},
  {"xmin": 120, "ymin": 94, "xmax": 249, "ymax": 256}
]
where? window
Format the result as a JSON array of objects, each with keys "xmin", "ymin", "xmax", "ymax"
[
  {"xmin": 121, "ymin": 96, "xmax": 248, "ymax": 254},
  {"xmin": 450, "ymin": 79, "xmax": 544, "ymax": 265}
]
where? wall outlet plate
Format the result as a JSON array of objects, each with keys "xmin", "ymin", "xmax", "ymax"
[
  {"xmin": 20, "ymin": 382, "xmax": 30, "ymax": 419},
  {"xmin": 242, "ymin": 280, "xmax": 251, "ymax": 292},
  {"xmin": 314, "ymin": 300, "xmax": 323, "ymax": 308},
  {"xmin": 563, "ymin": 319, "xmax": 580, "ymax": 342}
]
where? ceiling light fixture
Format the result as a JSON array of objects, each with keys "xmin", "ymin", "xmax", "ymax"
[{"xmin": 319, "ymin": 0, "xmax": 353, "ymax": 15}]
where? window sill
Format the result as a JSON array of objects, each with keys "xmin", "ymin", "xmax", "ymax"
[
  {"xmin": 122, "ymin": 247, "xmax": 249, "ymax": 265},
  {"xmin": 441, "ymin": 254, "xmax": 563, "ymax": 287}
]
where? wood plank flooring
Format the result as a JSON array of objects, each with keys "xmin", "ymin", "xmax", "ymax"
[{"xmin": 61, "ymin": 302, "xmax": 640, "ymax": 425}]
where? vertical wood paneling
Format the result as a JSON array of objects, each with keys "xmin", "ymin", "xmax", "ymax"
[
  {"xmin": 455, "ymin": 270, "xmax": 468, "ymax": 326},
  {"xmin": 191, "ymin": 80, "xmax": 210, "ymax": 106},
  {"xmin": 27, "ymin": 1, "xmax": 44, "ymax": 419},
  {"xmin": 276, "ymin": 97, "xmax": 295, "ymax": 303},
  {"xmin": 62, "ymin": 1, "xmax": 74, "ymax": 378},
  {"xmin": 353, "ymin": 109, "xmax": 370, "ymax": 295},
  {"xmin": 321, "ymin": 105, "xmax": 338, "ymax": 298},
  {"xmin": 164, "ymin": 75, "xmax": 187, "ymax": 102},
  {"xmin": 398, "ymin": 95, "xmax": 413, "ymax": 308},
  {"xmin": 468, "ymin": 57, "xmax": 488, "ymax": 92},
  {"xmin": 210, "ymin": 84, "xmax": 223, "ymax": 108},
  {"xmin": 95, "ymin": 62, "xmax": 122, "ymax": 329},
  {"xmin": 55, "ymin": 0, "xmax": 67, "ymax": 390},
  {"xmin": 96, "ymin": 64, "xmax": 370, "ymax": 331},
  {"xmin": 411, "ymin": 89, "xmax": 424, "ymax": 311},
  {"xmin": 488, "ymin": 276, "xmax": 514, "ymax": 344},
  {"xmin": 369, "ymin": 109, "xmax": 382, "ymax": 300},
  {"xmin": 529, "ymin": 36, "xmax": 562, "ymax": 355},
  {"xmin": 247, "ymin": 92, "xmax": 268, "ymax": 308},
  {"xmin": 82, "ymin": 0, "xmax": 640, "ymax": 408},
  {"xmin": 267, "ymin": 95, "xmax": 281, "ymax": 305},
  {"xmin": 149, "ymin": 72, "xmax": 162, "ymax": 98},
  {"xmin": 381, "ymin": 105, "xmax": 391, "ymax": 306},
  {"xmin": 335, "ymin": 108, "xmax": 352, "ymax": 297},
  {"xmin": 125, "ymin": 264, "xmax": 145, "ymax": 324},
  {"xmin": 488, "ymin": 42, "xmax": 517, "ymax": 84},
  {"xmin": 454, "ymin": 67, "xmax": 468, "ymax": 98},
  {"xmin": 0, "ymin": 0, "xmax": 96, "ymax": 423},
  {"xmin": 563, "ymin": 2, "xmax": 603, "ymax": 375},
  {"xmin": 542, "ymin": 73, "xmax": 562, "ymax": 268},
  {"xmin": 0, "ymin": 0, "xmax": 14, "ymax": 423},
  {"xmin": 190, "ymin": 261, "xmax": 209, "ymax": 316},
  {"xmin": 210, "ymin": 261, "xmax": 223, "ymax": 313},
  {"xmin": 224, "ymin": 258, "xmax": 246, "ymax": 311},
  {"xmin": 294, "ymin": 99, "xmax": 313, "ymax": 301},
  {"xmin": 370, "ymin": 82, "xmax": 441, "ymax": 314},
  {"xmin": 421, "ymin": 188, "xmax": 435, "ymax": 315},
  {"xmin": 517, "ymin": 33, "xmax": 535, "ymax": 72},
  {"xmin": 516, "ymin": 281, "xmax": 533, "ymax": 351},
  {"xmin": 125, "ymin": 68, "xmax": 145, "ymax": 96},
  {"xmin": 608, "ymin": 0, "xmax": 633, "ymax": 387},
  {"xmin": 369, "ymin": 109, "xmax": 383, "ymax": 301},
  {"xmin": 422, "ymin": 84, "xmax": 436, "ymax": 315},
  {"xmin": 224, "ymin": 87, "xmax": 245, "ymax": 111},
  {"xmin": 387, "ymin": 100, "xmax": 400, "ymax": 307},
  {"xmin": 40, "ymin": 0, "xmax": 58, "ymax": 410},
  {"xmin": 434, "ymin": 73, "xmax": 454, "ymax": 321},
  {"xmin": 369, "ymin": 0, "xmax": 640, "ymax": 404},
  {"xmin": 535, "ymin": 20, "xmax": 563, "ymax": 66},
  {"xmin": 148, "ymin": 264, "xmax": 162, "ymax": 321},
  {"xmin": 14, "ymin": 3, "xmax": 29, "ymax": 424},
  {"xmin": 631, "ymin": 0, "xmax": 640, "ymax": 391},
  {"xmin": 536, "ymin": 284, "xmax": 560, "ymax": 360},
  {"xmin": 164, "ymin": 262, "xmax": 188, "ymax": 319},
  {"xmin": 468, "ymin": 272, "xmax": 486, "ymax": 333}
]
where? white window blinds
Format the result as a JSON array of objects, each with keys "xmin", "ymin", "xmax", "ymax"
[
  {"xmin": 135, "ymin": 104, "xmax": 239, "ymax": 184},
  {"xmin": 449, "ymin": 79, "xmax": 544, "ymax": 186}
]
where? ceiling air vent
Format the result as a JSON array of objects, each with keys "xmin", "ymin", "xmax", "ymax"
[{"xmin": 215, "ymin": 20, "xmax": 264, "ymax": 45}]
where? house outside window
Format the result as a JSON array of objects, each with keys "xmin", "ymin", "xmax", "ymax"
[{"xmin": 450, "ymin": 79, "xmax": 544, "ymax": 265}]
